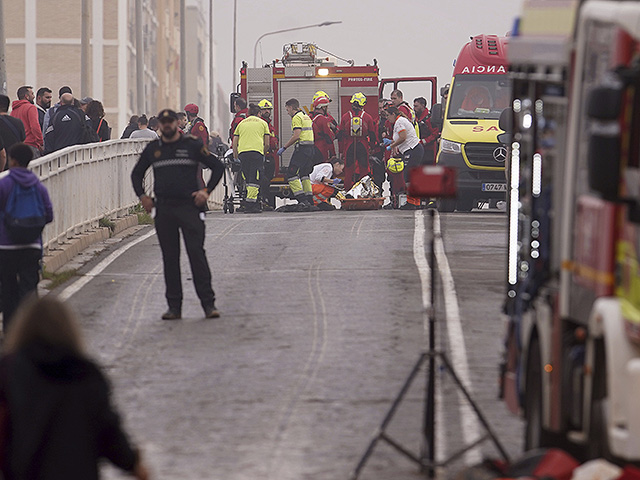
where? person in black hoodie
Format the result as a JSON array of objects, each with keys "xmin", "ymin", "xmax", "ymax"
[
  {"xmin": 121, "ymin": 115, "xmax": 139, "ymax": 139},
  {"xmin": 0, "ymin": 296, "xmax": 150, "ymax": 480}
]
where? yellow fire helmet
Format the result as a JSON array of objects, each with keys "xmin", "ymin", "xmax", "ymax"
[
  {"xmin": 258, "ymin": 99, "xmax": 273, "ymax": 109},
  {"xmin": 312, "ymin": 90, "xmax": 331, "ymax": 103},
  {"xmin": 350, "ymin": 92, "xmax": 367, "ymax": 107},
  {"xmin": 386, "ymin": 157, "xmax": 404, "ymax": 173}
]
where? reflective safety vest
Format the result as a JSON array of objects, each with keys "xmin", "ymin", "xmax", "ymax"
[{"xmin": 292, "ymin": 110, "xmax": 314, "ymax": 145}]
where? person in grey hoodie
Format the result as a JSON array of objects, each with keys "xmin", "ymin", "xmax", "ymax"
[{"xmin": 0, "ymin": 143, "xmax": 53, "ymax": 331}]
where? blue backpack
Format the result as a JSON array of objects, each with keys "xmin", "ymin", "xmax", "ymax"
[{"xmin": 4, "ymin": 181, "xmax": 47, "ymax": 243}]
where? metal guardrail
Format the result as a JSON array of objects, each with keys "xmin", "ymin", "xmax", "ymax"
[{"xmin": 17, "ymin": 139, "xmax": 224, "ymax": 254}]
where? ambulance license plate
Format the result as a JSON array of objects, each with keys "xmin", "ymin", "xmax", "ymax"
[{"xmin": 482, "ymin": 183, "xmax": 507, "ymax": 192}]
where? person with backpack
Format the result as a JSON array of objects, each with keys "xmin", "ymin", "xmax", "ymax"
[
  {"xmin": 337, "ymin": 92, "xmax": 377, "ymax": 190},
  {"xmin": 0, "ymin": 143, "xmax": 53, "ymax": 331},
  {"xmin": 85, "ymin": 100, "xmax": 111, "ymax": 142},
  {"xmin": 43, "ymin": 93, "xmax": 97, "ymax": 153}
]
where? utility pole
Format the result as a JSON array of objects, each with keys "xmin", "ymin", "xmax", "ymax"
[
  {"xmin": 0, "ymin": 0, "xmax": 6, "ymax": 95},
  {"xmin": 136, "ymin": 0, "xmax": 144, "ymax": 114},
  {"xmin": 209, "ymin": 0, "xmax": 214, "ymax": 128},
  {"xmin": 232, "ymin": 0, "xmax": 237, "ymax": 92},
  {"xmin": 81, "ymin": 0, "xmax": 90, "ymax": 97},
  {"xmin": 180, "ymin": 0, "xmax": 186, "ymax": 109}
]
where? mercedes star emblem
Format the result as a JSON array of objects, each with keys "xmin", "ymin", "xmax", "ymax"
[{"xmin": 493, "ymin": 146, "xmax": 507, "ymax": 162}]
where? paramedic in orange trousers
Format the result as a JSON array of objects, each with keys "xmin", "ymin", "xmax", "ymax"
[{"xmin": 337, "ymin": 93, "xmax": 376, "ymax": 190}]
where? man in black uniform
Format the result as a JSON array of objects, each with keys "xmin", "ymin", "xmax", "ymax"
[{"xmin": 131, "ymin": 109, "xmax": 224, "ymax": 320}]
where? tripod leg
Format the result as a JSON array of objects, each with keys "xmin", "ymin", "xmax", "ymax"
[
  {"xmin": 350, "ymin": 353, "xmax": 428, "ymax": 480},
  {"xmin": 438, "ymin": 352, "xmax": 511, "ymax": 463}
]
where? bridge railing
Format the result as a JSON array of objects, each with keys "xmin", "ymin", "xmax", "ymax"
[{"xmin": 20, "ymin": 139, "xmax": 224, "ymax": 254}]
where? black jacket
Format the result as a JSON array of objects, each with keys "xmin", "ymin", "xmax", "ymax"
[
  {"xmin": 43, "ymin": 105, "xmax": 85, "ymax": 153},
  {"xmin": 0, "ymin": 115, "xmax": 25, "ymax": 165},
  {"xmin": 91, "ymin": 117, "xmax": 111, "ymax": 142},
  {"xmin": 0, "ymin": 345, "xmax": 139, "ymax": 480},
  {"xmin": 131, "ymin": 135, "xmax": 224, "ymax": 205},
  {"xmin": 120, "ymin": 123, "xmax": 138, "ymax": 139}
]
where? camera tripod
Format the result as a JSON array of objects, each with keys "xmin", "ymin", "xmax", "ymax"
[{"xmin": 350, "ymin": 209, "xmax": 510, "ymax": 479}]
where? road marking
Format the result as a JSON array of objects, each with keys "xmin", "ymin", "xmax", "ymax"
[
  {"xmin": 433, "ymin": 211, "xmax": 482, "ymax": 464},
  {"xmin": 59, "ymin": 228, "xmax": 157, "ymax": 301},
  {"xmin": 267, "ymin": 262, "xmax": 329, "ymax": 479},
  {"xmin": 413, "ymin": 211, "xmax": 445, "ymax": 461}
]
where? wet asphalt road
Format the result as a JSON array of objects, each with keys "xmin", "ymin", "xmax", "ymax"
[{"xmin": 55, "ymin": 208, "xmax": 523, "ymax": 479}]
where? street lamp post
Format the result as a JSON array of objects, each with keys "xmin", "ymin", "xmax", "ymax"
[{"xmin": 252, "ymin": 21, "xmax": 342, "ymax": 68}]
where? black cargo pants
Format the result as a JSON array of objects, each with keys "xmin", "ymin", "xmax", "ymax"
[{"xmin": 154, "ymin": 200, "xmax": 215, "ymax": 312}]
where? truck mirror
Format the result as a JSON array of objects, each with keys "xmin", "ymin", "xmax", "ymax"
[
  {"xmin": 498, "ymin": 108, "xmax": 512, "ymax": 133},
  {"xmin": 430, "ymin": 103, "xmax": 443, "ymax": 130},
  {"xmin": 497, "ymin": 108, "xmax": 512, "ymax": 144},
  {"xmin": 230, "ymin": 92, "xmax": 242, "ymax": 114},
  {"xmin": 587, "ymin": 85, "xmax": 623, "ymax": 120},
  {"xmin": 588, "ymin": 133, "xmax": 620, "ymax": 200}
]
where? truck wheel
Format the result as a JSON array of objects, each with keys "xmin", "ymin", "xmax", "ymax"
[
  {"xmin": 456, "ymin": 196, "xmax": 476, "ymax": 212},
  {"xmin": 524, "ymin": 337, "xmax": 553, "ymax": 450},
  {"xmin": 438, "ymin": 198, "xmax": 456, "ymax": 213},
  {"xmin": 587, "ymin": 341, "xmax": 610, "ymax": 460}
]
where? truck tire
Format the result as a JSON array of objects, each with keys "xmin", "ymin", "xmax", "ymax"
[
  {"xmin": 438, "ymin": 198, "xmax": 456, "ymax": 213},
  {"xmin": 524, "ymin": 337, "xmax": 553, "ymax": 450},
  {"xmin": 456, "ymin": 196, "xmax": 476, "ymax": 212},
  {"xmin": 587, "ymin": 340, "xmax": 610, "ymax": 460}
]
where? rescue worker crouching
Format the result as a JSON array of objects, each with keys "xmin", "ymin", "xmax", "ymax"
[
  {"xmin": 277, "ymin": 98, "xmax": 317, "ymax": 212},
  {"xmin": 258, "ymin": 99, "xmax": 278, "ymax": 211},
  {"xmin": 232, "ymin": 103, "xmax": 270, "ymax": 214},
  {"xmin": 310, "ymin": 157, "xmax": 344, "ymax": 210},
  {"xmin": 337, "ymin": 92, "xmax": 377, "ymax": 191}
]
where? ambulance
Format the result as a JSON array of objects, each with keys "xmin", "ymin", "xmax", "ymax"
[{"xmin": 435, "ymin": 34, "xmax": 510, "ymax": 212}]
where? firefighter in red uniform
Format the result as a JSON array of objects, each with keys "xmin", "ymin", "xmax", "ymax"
[
  {"xmin": 309, "ymin": 95, "xmax": 335, "ymax": 165},
  {"xmin": 312, "ymin": 90, "xmax": 338, "ymax": 135},
  {"xmin": 258, "ymin": 99, "xmax": 278, "ymax": 210},
  {"xmin": 337, "ymin": 92, "xmax": 377, "ymax": 190},
  {"xmin": 414, "ymin": 97, "xmax": 439, "ymax": 164},
  {"xmin": 229, "ymin": 96, "xmax": 248, "ymax": 142},
  {"xmin": 184, "ymin": 103, "xmax": 209, "ymax": 147}
]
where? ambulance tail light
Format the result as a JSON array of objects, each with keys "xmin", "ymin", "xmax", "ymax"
[{"xmin": 408, "ymin": 166, "xmax": 457, "ymax": 198}]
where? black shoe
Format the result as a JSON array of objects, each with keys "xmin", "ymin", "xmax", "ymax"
[
  {"xmin": 204, "ymin": 305, "xmax": 220, "ymax": 318},
  {"xmin": 295, "ymin": 202, "xmax": 311, "ymax": 212},
  {"xmin": 244, "ymin": 203, "xmax": 262, "ymax": 214},
  {"xmin": 399, "ymin": 203, "xmax": 418, "ymax": 210},
  {"xmin": 161, "ymin": 309, "xmax": 181, "ymax": 320},
  {"xmin": 317, "ymin": 201, "xmax": 336, "ymax": 211},
  {"xmin": 382, "ymin": 203, "xmax": 395, "ymax": 210},
  {"xmin": 261, "ymin": 202, "xmax": 274, "ymax": 211}
]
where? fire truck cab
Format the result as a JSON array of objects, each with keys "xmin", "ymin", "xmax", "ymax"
[
  {"xmin": 236, "ymin": 43, "xmax": 437, "ymax": 203},
  {"xmin": 501, "ymin": 0, "xmax": 640, "ymax": 461}
]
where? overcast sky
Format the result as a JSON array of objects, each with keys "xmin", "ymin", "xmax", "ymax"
[{"xmin": 213, "ymin": 0, "xmax": 524, "ymax": 104}]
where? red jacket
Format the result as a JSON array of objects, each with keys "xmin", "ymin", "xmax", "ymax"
[
  {"xmin": 310, "ymin": 110, "xmax": 335, "ymax": 162},
  {"xmin": 11, "ymin": 100, "xmax": 43, "ymax": 150},
  {"xmin": 416, "ymin": 109, "xmax": 439, "ymax": 146},
  {"xmin": 337, "ymin": 109, "xmax": 376, "ymax": 157},
  {"xmin": 265, "ymin": 120, "xmax": 278, "ymax": 163},
  {"xmin": 229, "ymin": 108, "xmax": 248, "ymax": 141},
  {"xmin": 190, "ymin": 117, "xmax": 209, "ymax": 147}
]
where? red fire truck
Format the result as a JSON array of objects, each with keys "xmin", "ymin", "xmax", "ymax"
[
  {"xmin": 500, "ymin": 0, "xmax": 640, "ymax": 461},
  {"xmin": 234, "ymin": 42, "xmax": 437, "ymax": 201}
]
